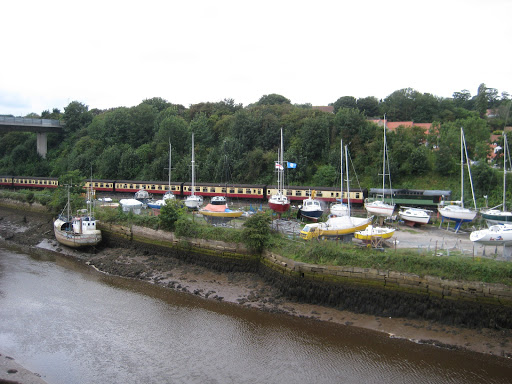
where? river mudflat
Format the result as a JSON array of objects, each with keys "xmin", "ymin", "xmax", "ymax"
[{"xmin": 1, "ymin": 204, "xmax": 511, "ymax": 362}]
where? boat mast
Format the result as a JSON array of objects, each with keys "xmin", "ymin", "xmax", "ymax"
[
  {"xmin": 504, "ymin": 133, "xmax": 507, "ymax": 212},
  {"xmin": 168, "ymin": 140, "xmax": 172, "ymax": 191},
  {"xmin": 382, "ymin": 115, "xmax": 387, "ymax": 199},
  {"xmin": 279, "ymin": 128, "xmax": 284, "ymax": 195},
  {"xmin": 345, "ymin": 144, "xmax": 350, "ymax": 216},
  {"xmin": 462, "ymin": 127, "xmax": 477, "ymax": 210},
  {"xmin": 460, "ymin": 127, "xmax": 464, "ymax": 208},
  {"xmin": 67, "ymin": 185, "xmax": 70, "ymax": 219},
  {"xmin": 340, "ymin": 139, "xmax": 343, "ymax": 203},
  {"xmin": 191, "ymin": 133, "xmax": 195, "ymax": 198}
]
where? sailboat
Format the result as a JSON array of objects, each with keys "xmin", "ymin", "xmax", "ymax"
[
  {"xmin": 438, "ymin": 127, "xmax": 477, "ymax": 231},
  {"xmin": 354, "ymin": 225, "xmax": 395, "ymax": 241},
  {"xmin": 148, "ymin": 141, "xmax": 176, "ymax": 209},
  {"xmin": 185, "ymin": 133, "xmax": 204, "ymax": 210},
  {"xmin": 470, "ymin": 223, "xmax": 512, "ymax": 246},
  {"xmin": 399, "ymin": 207, "xmax": 432, "ymax": 226},
  {"xmin": 54, "ymin": 184, "xmax": 102, "ymax": 248},
  {"xmin": 364, "ymin": 117, "xmax": 395, "ymax": 217},
  {"xmin": 330, "ymin": 139, "xmax": 349, "ymax": 217},
  {"xmin": 268, "ymin": 128, "xmax": 290, "ymax": 216},
  {"xmin": 300, "ymin": 145, "xmax": 372, "ymax": 240},
  {"xmin": 210, "ymin": 155, "xmax": 230, "ymax": 206},
  {"xmin": 199, "ymin": 155, "xmax": 242, "ymax": 224},
  {"xmin": 481, "ymin": 133, "xmax": 512, "ymax": 226}
]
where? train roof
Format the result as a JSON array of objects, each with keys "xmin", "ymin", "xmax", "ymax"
[
  {"xmin": 268, "ymin": 185, "xmax": 366, "ymax": 191},
  {"xmin": 182, "ymin": 182, "xmax": 266, "ymax": 188},
  {"xmin": 13, "ymin": 176, "xmax": 58, "ymax": 180},
  {"xmin": 115, "ymin": 179, "xmax": 182, "ymax": 184},
  {"xmin": 369, "ymin": 188, "xmax": 451, "ymax": 196}
]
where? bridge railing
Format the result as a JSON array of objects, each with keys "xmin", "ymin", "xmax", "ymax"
[{"xmin": 0, "ymin": 116, "xmax": 64, "ymax": 127}]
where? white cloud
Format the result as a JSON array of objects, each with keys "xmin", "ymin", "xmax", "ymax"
[{"xmin": 1, "ymin": 0, "xmax": 511, "ymax": 116}]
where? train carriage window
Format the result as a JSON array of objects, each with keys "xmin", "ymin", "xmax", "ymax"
[
  {"xmin": 210, "ymin": 188, "xmax": 216, "ymax": 193},
  {"xmin": 317, "ymin": 192, "xmax": 323, "ymax": 197},
  {"xmin": 295, "ymin": 191, "xmax": 302, "ymax": 196},
  {"xmin": 222, "ymin": 188, "xmax": 227, "ymax": 193},
  {"xmin": 356, "ymin": 193, "xmax": 360, "ymax": 199},
  {"xmin": 229, "ymin": 188, "xmax": 235, "ymax": 193},
  {"xmin": 246, "ymin": 189, "xmax": 251, "ymax": 194},
  {"xmin": 195, "ymin": 187, "xmax": 200, "ymax": 192},
  {"xmin": 171, "ymin": 186, "xmax": 176, "ymax": 191},
  {"xmin": 203, "ymin": 187, "xmax": 208, "ymax": 192}
]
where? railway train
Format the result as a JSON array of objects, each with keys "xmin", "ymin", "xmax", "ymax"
[
  {"xmin": 0, "ymin": 176, "xmax": 450, "ymax": 207},
  {"xmin": 368, "ymin": 188, "xmax": 452, "ymax": 207},
  {"xmin": 0, "ymin": 175, "xmax": 367, "ymax": 204}
]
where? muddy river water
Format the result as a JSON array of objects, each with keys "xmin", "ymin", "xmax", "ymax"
[{"xmin": 1, "ymin": 247, "xmax": 511, "ymax": 384}]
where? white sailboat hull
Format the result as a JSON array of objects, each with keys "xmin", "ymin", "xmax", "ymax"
[
  {"xmin": 185, "ymin": 195, "xmax": 203, "ymax": 210},
  {"xmin": 438, "ymin": 205, "xmax": 477, "ymax": 222},
  {"xmin": 470, "ymin": 224, "xmax": 512, "ymax": 246},
  {"xmin": 330, "ymin": 203, "xmax": 349, "ymax": 217},
  {"xmin": 54, "ymin": 218, "xmax": 102, "ymax": 248},
  {"xmin": 399, "ymin": 208, "xmax": 430, "ymax": 224},
  {"xmin": 481, "ymin": 209, "xmax": 512, "ymax": 226},
  {"xmin": 364, "ymin": 200, "xmax": 395, "ymax": 217}
]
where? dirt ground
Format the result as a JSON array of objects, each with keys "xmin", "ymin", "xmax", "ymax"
[{"xmin": 1, "ymin": 204, "xmax": 512, "ymax": 369}]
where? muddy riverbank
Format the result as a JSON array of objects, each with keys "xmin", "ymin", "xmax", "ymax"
[{"xmin": 1, "ymin": 204, "xmax": 511, "ymax": 361}]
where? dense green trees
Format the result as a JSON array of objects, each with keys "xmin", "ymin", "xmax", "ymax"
[{"xmin": 1, "ymin": 86, "xmax": 511, "ymax": 209}]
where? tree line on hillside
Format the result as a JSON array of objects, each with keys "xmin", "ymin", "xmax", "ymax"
[{"xmin": 0, "ymin": 83, "xmax": 511, "ymax": 208}]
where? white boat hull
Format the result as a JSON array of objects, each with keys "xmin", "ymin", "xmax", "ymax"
[
  {"xmin": 54, "ymin": 219, "xmax": 102, "ymax": 248},
  {"xmin": 399, "ymin": 209, "xmax": 430, "ymax": 225},
  {"xmin": 364, "ymin": 200, "xmax": 395, "ymax": 217},
  {"xmin": 438, "ymin": 205, "xmax": 477, "ymax": 222},
  {"xmin": 470, "ymin": 224, "xmax": 512, "ymax": 246},
  {"xmin": 330, "ymin": 203, "xmax": 349, "ymax": 217},
  {"xmin": 481, "ymin": 209, "xmax": 512, "ymax": 226},
  {"xmin": 185, "ymin": 195, "xmax": 203, "ymax": 210}
]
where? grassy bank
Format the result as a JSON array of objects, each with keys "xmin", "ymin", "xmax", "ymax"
[
  {"xmin": 2, "ymin": 190, "xmax": 512, "ymax": 287},
  {"xmin": 95, "ymin": 205, "xmax": 512, "ymax": 286}
]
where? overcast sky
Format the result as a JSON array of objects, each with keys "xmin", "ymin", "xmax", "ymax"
[{"xmin": 1, "ymin": 0, "xmax": 511, "ymax": 116}]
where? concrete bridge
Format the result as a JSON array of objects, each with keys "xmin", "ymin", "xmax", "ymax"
[{"xmin": 0, "ymin": 116, "xmax": 65, "ymax": 158}]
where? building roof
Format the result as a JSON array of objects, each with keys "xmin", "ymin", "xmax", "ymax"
[{"xmin": 369, "ymin": 119, "xmax": 432, "ymax": 133}]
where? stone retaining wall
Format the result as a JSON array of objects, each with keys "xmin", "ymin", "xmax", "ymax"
[
  {"xmin": 263, "ymin": 251, "xmax": 512, "ymax": 306},
  {"xmin": 100, "ymin": 222, "xmax": 512, "ymax": 307}
]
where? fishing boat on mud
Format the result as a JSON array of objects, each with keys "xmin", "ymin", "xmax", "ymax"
[{"xmin": 54, "ymin": 186, "xmax": 102, "ymax": 248}]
